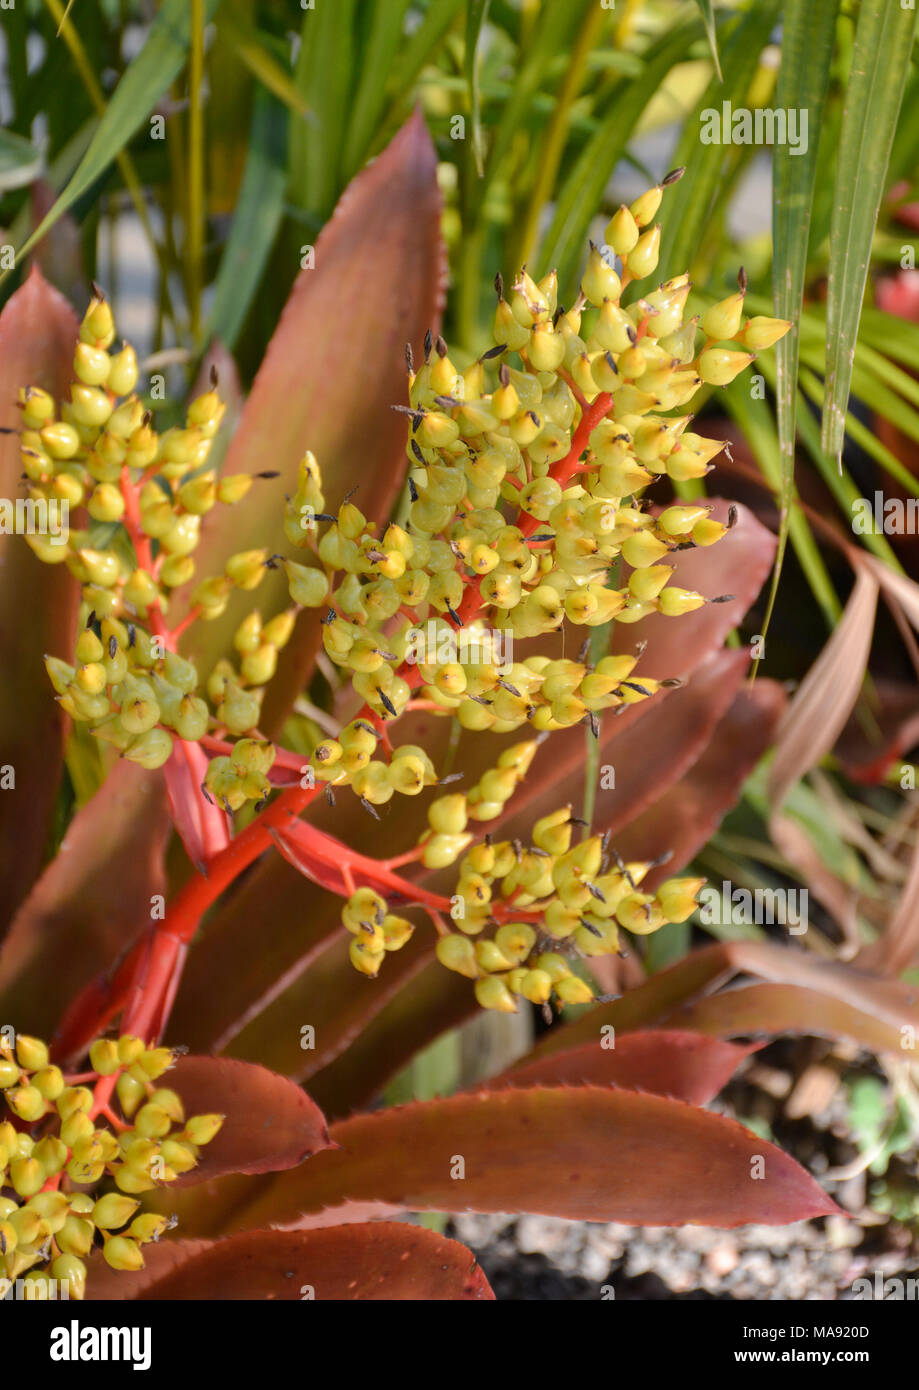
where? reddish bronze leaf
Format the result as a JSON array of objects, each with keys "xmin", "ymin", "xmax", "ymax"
[
  {"xmin": 664, "ymin": 982, "xmax": 915, "ymax": 1056},
  {"xmin": 131, "ymin": 1224, "xmax": 492, "ymax": 1301},
  {"xmin": 490, "ymin": 1030, "xmax": 758, "ymax": 1105},
  {"xmin": 0, "ymin": 268, "xmax": 80, "ymax": 934},
  {"xmin": 176, "ymin": 110, "xmax": 445, "ymax": 728},
  {"xmin": 224, "ymin": 1087, "xmax": 838, "ymax": 1232},
  {"xmin": 168, "ymin": 1055, "xmax": 332, "ymax": 1183},
  {"xmin": 0, "ymin": 760, "xmax": 171, "ymax": 1039},
  {"xmin": 524, "ymin": 941, "xmax": 919, "ymax": 1064}
]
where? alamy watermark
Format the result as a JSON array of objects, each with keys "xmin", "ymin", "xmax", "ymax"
[
  {"xmin": 0, "ymin": 496, "xmax": 69, "ymax": 546},
  {"xmin": 698, "ymin": 881, "xmax": 808, "ymax": 935},
  {"xmin": 851, "ymin": 492, "xmax": 919, "ymax": 536},
  {"xmin": 700, "ymin": 101, "xmax": 808, "ymax": 156},
  {"xmin": 403, "ymin": 620, "xmax": 513, "ymax": 667}
]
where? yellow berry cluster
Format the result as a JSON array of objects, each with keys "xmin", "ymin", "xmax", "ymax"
[
  {"xmin": 436, "ymin": 798, "xmax": 703, "ymax": 1012},
  {"xmin": 0, "ymin": 1032, "xmax": 222, "ymax": 1298}
]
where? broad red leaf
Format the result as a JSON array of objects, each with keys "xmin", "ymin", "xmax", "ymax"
[
  {"xmin": 303, "ymin": 958, "xmax": 474, "ymax": 1120},
  {"xmin": 168, "ymin": 1055, "xmax": 332, "ymax": 1183},
  {"xmin": 490, "ymin": 1030, "xmax": 758, "ymax": 1105},
  {"xmin": 662, "ymin": 982, "xmax": 914, "ymax": 1056},
  {"xmin": 130, "ymin": 1224, "xmax": 492, "ymax": 1301},
  {"xmin": 175, "ymin": 109, "xmax": 445, "ymax": 728},
  {"xmin": 221, "ymin": 1087, "xmax": 838, "ymax": 1231},
  {"xmin": 0, "ymin": 760, "xmax": 171, "ymax": 1039},
  {"xmin": 0, "ymin": 268, "xmax": 80, "ymax": 934},
  {"xmin": 217, "ymin": 923, "xmax": 434, "ymax": 1080}
]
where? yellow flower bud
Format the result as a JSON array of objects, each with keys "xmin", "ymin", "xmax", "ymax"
[
  {"xmin": 697, "ymin": 347, "xmax": 754, "ymax": 386},
  {"xmin": 80, "ymin": 295, "xmax": 116, "ymax": 349},
  {"xmin": 436, "ymin": 933, "xmax": 479, "ymax": 978},
  {"xmin": 32, "ymin": 1065, "xmax": 65, "ymax": 1101},
  {"xmin": 701, "ymin": 291, "xmax": 745, "ymax": 341},
  {"xmin": 349, "ymin": 936, "xmax": 384, "ymax": 977},
  {"xmin": 554, "ymin": 974, "xmax": 594, "ymax": 1004},
  {"xmin": 691, "ymin": 517, "xmax": 727, "ymax": 546},
  {"xmin": 475, "ymin": 939, "xmax": 515, "ymax": 973},
  {"xmin": 581, "ymin": 244, "xmax": 621, "ymax": 305},
  {"xmin": 15, "ymin": 1034, "xmax": 49, "ymax": 1070},
  {"xmin": 656, "ymin": 875, "xmax": 705, "ymax": 921},
  {"xmin": 494, "ymin": 923, "xmax": 536, "ymax": 963},
  {"xmin": 108, "ymin": 345, "xmax": 139, "ymax": 396},
  {"xmin": 218, "ymin": 474, "xmax": 254, "ymax": 505},
  {"xmin": 103, "ymin": 1235, "xmax": 145, "ymax": 1271},
  {"xmin": 93, "ymin": 1192, "xmax": 140, "ymax": 1231},
  {"xmin": 428, "ymin": 793, "xmax": 468, "ymax": 835},
  {"xmin": 51, "ymin": 1254, "xmax": 87, "ymax": 1301},
  {"xmin": 57, "ymin": 1214, "xmax": 95, "ymax": 1258},
  {"xmin": 605, "ymin": 205, "xmax": 640, "ymax": 257},
  {"xmin": 285, "ymin": 560, "xmax": 329, "ymax": 608},
  {"xmin": 629, "ymin": 565, "xmax": 672, "ymax": 601},
  {"xmin": 70, "ymin": 383, "xmax": 113, "ymax": 429},
  {"xmin": 226, "ymin": 549, "xmax": 268, "ymax": 589},
  {"xmin": 421, "ymin": 832, "xmax": 473, "ymax": 869},
  {"xmin": 625, "ymin": 224, "xmax": 661, "ymax": 279},
  {"xmin": 40, "ymin": 421, "xmax": 81, "ymax": 460},
  {"xmin": 10, "ymin": 1156, "xmax": 45, "ymax": 1195},
  {"xmin": 659, "ymin": 504, "xmax": 711, "ymax": 536},
  {"xmin": 621, "ymin": 530, "xmax": 669, "ymax": 568},
  {"xmin": 741, "ymin": 315, "xmax": 791, "ymax": 350},
  {"xmin": 658, "ymin": 586, "xmax": 706, "ymax": 616},
  {"xmin": 123, "ymin": 728, "xmax": 173, "ymax": 769},
  {"xmin": 381, "ymin": 915, "xmax": 414, "ymax": 951},
  {"xmin": 73, "ymin": 342, "xmax": 111, "ymax": 386},
  {"xmin": 474, "ymin": 976, "xmax": 518, "ymax": 1013}
]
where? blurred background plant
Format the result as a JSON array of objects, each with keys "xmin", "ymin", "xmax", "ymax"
[{"xmin": 3, "ymin": 0, "xmax": 919, "ymax": 1281}]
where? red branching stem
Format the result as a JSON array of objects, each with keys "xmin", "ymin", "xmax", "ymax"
[{"xmin": 170, "ymin": 604, "xmax": 203, "ymax": 640}]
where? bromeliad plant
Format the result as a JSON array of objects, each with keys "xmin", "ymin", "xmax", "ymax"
[
  {"xmin": 2, "ymin": 114, "xmax": 918, "ymax": 1302},
  {"xmin": 18, "ymin": 161, "xmax": 788, "ymax": 1040}
]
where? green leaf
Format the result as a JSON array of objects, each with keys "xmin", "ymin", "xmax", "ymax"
[
  {"xmin": 821, "ymin": 0, "xmax": 918, "ymax": 467},
  {"xmin": 0, "ymin": 128, "xmax": 42, "ymax": 191},
  {"xmin": 290, "ymin": 0, "xmax": 358, "ymax": 218},
  {"xmin": 341, "ymin": 0, "xmax": 413, "ymax": 180},
  {"xmin": 723, "ymin": 380, "xmax": 840, "ymax": 631},
  {"xmin": 464, "ymin": 0, "xmax": 491, "ymax": 177},
  {"xmin": 7, "ymin": 0, "xmax": 221, "ymax": 276},
  {"xmin": 215, "ymin": 8, "xmax": 311, "ymax": 118},
  {"xmin": 771, "ymin": 0, "xmax": 839, "ymax": 647},
  {"xmin": 693, "ymin": 0, "xmax": 723, "ymax": 81},
  {"xmin": 204, "ymin": 90, "xmax": 287, "ymax": 351},
  {"xmin": 656, "ymin": 0, "xmax": 782, "ymax": 287},
  {"xmin": 539, "ymin": 17, "xmax": 704, "ymax": 290}
]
